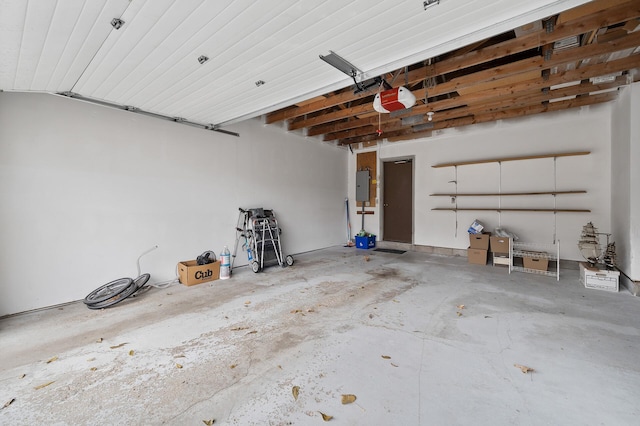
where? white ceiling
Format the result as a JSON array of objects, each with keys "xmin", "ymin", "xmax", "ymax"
[{"xmin": 0, "ymin": 0, "xmax": 592, "ymax": 129}]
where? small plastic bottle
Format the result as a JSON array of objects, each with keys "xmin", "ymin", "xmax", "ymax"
[{"xmin": 220, "ymin": 246, "xmax": 231, "ymax": 280}]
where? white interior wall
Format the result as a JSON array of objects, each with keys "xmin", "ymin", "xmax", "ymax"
[
  {"xmin": 349, "ymin": 104, "xmax": 613, "ymax": 261},
  {"xmin": 611, "ymin": 82, "xmax": 640, "ymax": 281},
  {"xmin": 630, "ymin": 83, "xmax": 640, "ymax": 280},
  {"xmin": 0, "ymin": 92, "xmax": 347, "ymax": 317},
  {"xmin": 611, "ymin": 84, "xmax": 632, "ymax": 279}
]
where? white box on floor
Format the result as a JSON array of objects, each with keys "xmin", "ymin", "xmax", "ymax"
[{"xmin": 580, "ymin": 262, "xmax": 619, "ymax": 292}]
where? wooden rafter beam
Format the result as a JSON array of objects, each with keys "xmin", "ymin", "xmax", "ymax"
[
  {"xmin": 312, "ymin": 58, "xmax": 636, "ymax": 139},
  {"xmin": 265, "ymin": 0, "xmax": 640, "ymax": 125},
  {"xmin": 386, "ymin": 92, "xmax": 618, "ymax": 143},
  {"xmin": 314, "ymin": 52, "xmax": 639, "ymax": 139},
  {"xmin": 290, "ymin": 31, "xmax": 640, "ymax": 132},
  {"xmin": 556, "ymin": 0, "xmax": 632, "ymax": 24},
  {"xmin": 324, "ymin": 77, "xmax": 625, "ymax": 142},
  {"xmin": 337, "ymin": 92, "xmax": 617, "ymax": 145}
]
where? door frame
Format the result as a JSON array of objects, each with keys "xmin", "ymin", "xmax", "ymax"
[{"xmin": 381, "ymin": 156, "xmax": 415, "ymax": 244}]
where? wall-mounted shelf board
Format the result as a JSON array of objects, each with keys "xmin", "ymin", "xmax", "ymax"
[
  {"xmin": 432, "ymin": 208, "xmax": 591, "ymax": 212},
  {"xmin": 430, "ymin": 190, "xmax": 587, "ymax": 197},
  {"xmin": 432, "ymin": 151, "xmax": 590, "ymax": 168}
]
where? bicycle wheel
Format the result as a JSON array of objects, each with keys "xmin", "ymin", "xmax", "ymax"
[
  {"xmin": 132, "ymin": 273, "xmax": 151, "ymax": 296},
  {"xmin": 83, "ymin": 278, "xmax": 133, "ymax": 305},
  {"xmin": 86, "ymin": 279, "xmax": 138, "ymax": 310}
]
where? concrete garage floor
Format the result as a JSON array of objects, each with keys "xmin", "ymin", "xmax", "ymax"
[{"xmin": 1, "ymin": 247, "xmax": 639, "ymax": 425}]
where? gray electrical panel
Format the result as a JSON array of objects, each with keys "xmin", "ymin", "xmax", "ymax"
[{"xmin": 356, "ymin": 170, "xmax": 370, "ymax": 202}]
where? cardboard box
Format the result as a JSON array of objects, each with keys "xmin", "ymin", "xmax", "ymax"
[
  {"xmin": 177, "ymin": 260, "xmax": 220, "ymax": 286},
  {"xmin": 523, "ymin": 253, "xmax": 549, "ymax": 271},
  {"xmin": 355, "ymin": 235, "xmax": 376, "ymax": 249},
  {"xmin": 490, "ymin": 236, "xmax": 511, "ymax": 253},
  {"xmin": 467, "ymin": 248, "xmax": 488, "ymax": 265},
  {"xmin": 469, "ymin": 233, "xmax": 490, "ymax": 250},
  {"xmin": 580, "ymin": 262, "xmax": 619, "ymax": 292}
]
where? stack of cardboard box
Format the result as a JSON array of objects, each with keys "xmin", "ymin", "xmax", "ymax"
[{"xmin": 467, "ymin": 233, "xmax": 490, "ymax": 265}]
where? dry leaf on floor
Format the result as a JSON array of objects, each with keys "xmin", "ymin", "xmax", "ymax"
[
  {"xmin": 230, "ymin": 327, "xmax": 249, "ymax": 331},
  {"xmin": 19, "ymin": 374, "xmax": 25, "ymax": 379},
  {"xmin": 390, "ymin": 363, "xmax": 399, "ymax": 368},
  {"xmin": 319, "ymin": 412, "xmax": 333, "ymax": 421},
  {"xmin": 3, "ymin": 398, "xmax": 15, "ymax": 409},
  {"xmin": 381, "ymin": 355, "xmax": 391, "ymax": 359},
  {"xmin": 246, "ymin": 330, "xmax": 257, "ymax": 335},
  {"xmin": 291, "ymin": 309, "xmax": 302, "ymax": 314},
  {"xmin": 341, "ymin": 394, "xmax": 357, "ymax": 404},
  {"xmin": 174, "ymin": 354, "xmax": 185, "ymax": 358},
  {"xmin": 456, "ymin": 312, "xmax": 463, "ymax": 317},
  {"xmin": 46, "ymin": 356, "xmax": 58, "ymax": 364},
  {"xmin": 514, "ymin": 364, "xmax": 535, "ymax": 374},
  {"xmin": 176, "ymin": 364, "xmax": 183, "ymax": 369},
  {"xmin": 86, "ymin": 357, "xmax": 96, "ymax": 362},
  {"xmin": 457, "ymin": 304, "xmax": 465, "ymax": 309},
  {"xmin": 109, "ymin": 342, "xmax": 127, "ymax": 349},
  {"xmin": 34, "ymin": 381, "xmax": 55, "ymax": 390},
  {"xmin": 292, "ymin": 386, "xmax": 300, "ymax": 401},
  {"xmin": 230, "ymin": 364, "xmax": 237, "ymax": 369},
  {"xmin": 277, "ymin": 365, "xmax": 282, "ymax": 369},
  {"xmin": 244, "ymin": 301, "xmax": 251, "ymax": 305},
  {"xmin": 202, "ymin": 419, "xmax": 215, "ymax": 425},
  {"xmin": 363, "ymin": 256, "xmax": 370, "ymax": 262},
  {"xmin": 96, "ymin": 338, "xmax": 103, "ymax": 343},
  {"xmin": 90, "ymin": 367, "xmax": 97, "ymax": 371},
  {"xmin": 307, "ymin": 309, "xmax": 315, "ymax": 313},
  {"xmin": 128, "ymin": 350, "xmax": 135, "ymax": 356}
]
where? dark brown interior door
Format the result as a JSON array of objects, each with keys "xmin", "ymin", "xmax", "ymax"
[{"xmin": 383, "ymin": 160, "xmax": 413, "ymax": 243}]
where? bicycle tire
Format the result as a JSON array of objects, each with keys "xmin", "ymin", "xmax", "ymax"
[
  {"xmin": 86, "ymin": 279, "xmax": 138, "ymax": 310},
  {"xmin": 83, "ymin": 278, "xmax": 133, "ymax": 305},
  {"xmin": 132, "ymin": 273, "xmax": 151, "ymax": 296}
]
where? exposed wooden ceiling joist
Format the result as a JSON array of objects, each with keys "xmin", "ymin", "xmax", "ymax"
[
  {"xmin": 267, "ymin": 0, "xmax": 639, "ymax": 124},
  {"xmin": 265, "ymin": 0, "xmax": 640, "ymax": 145},
  {"xmin": 298, "ymin": 48, "xmax": 640, "ymax": 136},
  {"xmin": 325, "ymin": 77, "xmax": 626, "ymax": 142},
  {"xmin": 309, "ymin": 53, "xmax": 639, "ymax": 139},
  {"xmin": 349, "ymin": 92, "xmax": 619, "ymax": 145},
  {"xmin": 299, "ymin": 26, "xmax": 637, "ymax": 123}
]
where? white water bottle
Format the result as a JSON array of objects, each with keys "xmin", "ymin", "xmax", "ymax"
[{"xmin": 220, "ymin": 246, "xmax": 231, "ymax": 280}]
